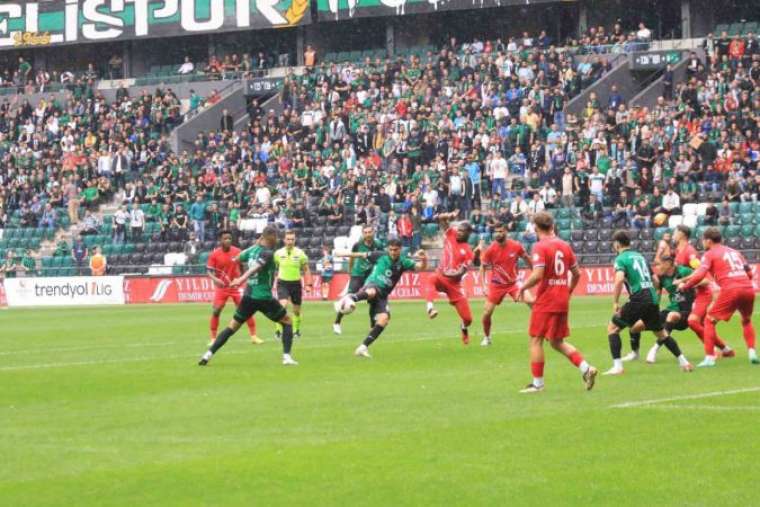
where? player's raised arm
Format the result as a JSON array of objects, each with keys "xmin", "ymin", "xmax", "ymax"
[
  {"xmin": 679, "ymin": 258, "xmax": 709, "ymax": 290},
  {"xmin": 334, "ymin": 250, "xmax": 370, "ymax": 259},
  {"xmin": 232, "ymin": 251, "xmax": 270, "ymax": 287}
]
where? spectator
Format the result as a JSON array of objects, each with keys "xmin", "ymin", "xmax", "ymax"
[
  {"xmin": 71, "ymin": 237, "xmax": 88, "ymax": 276},
  {"xmin": 130, "ymin": 203, "xmax": 145, "ymax": 241},
  {"xmin": 172, "ymin": 204, "xmax": 190, "ymax": 241},
  {"xmin": 89, "ymin": 246, "xmax": 107, "ymax": 276},
  {"xmin": 113, "ymin": 204, "xmax": 129, "ymax": 244},
  {"xmin": 189, "ymin": 195, "xmax": 207, "ymax": 241},
  {"xmin": 65, "ymin": 177, "xmax": 81, "ymax": 224},
  {"xmin": 184, "ymin": 232, "xmax": 202, "ymax": 268},
  {"xmin": 1, "ymin": 251, "xmax": 19, "ymax": 279},
  {"xmin": 304, "ymin": 45, "xmax": 317, "ymax": 67},
  {"xmin": 20, "ymin": 249, "xmax": 36, "ymax": 277},
  {"xmin": 582, "ymin": 194, "xmax": 603, "ymax": 221},
  {"xmin": 178, "ymin": 56, "xmax": 195, "ymax": 75},
  {"xmin": 661, "ymin": 188, "xmax": 681, "ymax": 216},
  {"xmin": 80, "ymin": 210, "xmax": 100, "ymax": 235},
  {"xmin": 109, "ymin": 54, "xmax": 123, "ymax": 80},
  {"xmin": 38, "ymin": 203, "xmax": 57, "ymax": 231},
  {"xmin": 527, "ymin": 193, "xmax": 545, "ymax": 216}
]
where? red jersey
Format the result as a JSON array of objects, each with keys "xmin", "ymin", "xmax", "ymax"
[
  {"xmin": 531, "ymin": 236, "xmax": 577, "ymax": 313},
  {"xmin": 437, "ymin": 227, "xmax": 474, "ymax": 281},
  {"xmin": 207, "ymin": 246, "xmax": 242, "ymax": 287},
  {"xmin": 675, "ymin": 243, "xmax": 710, "ymax": 296},
  {"xmin": 688, "ymin": 244, "xmax": 753, "ymax": 291},
  {"xmin": 482, "ymin": 239, "xmax": 525, "ymax": 286}
]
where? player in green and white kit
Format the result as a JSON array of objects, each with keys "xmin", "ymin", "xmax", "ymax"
[
  {"xmin": 605, "ymin": 231, "xmax": 693, "ymax": 375},
  {"xmin": 335, "ymin": 239, "xmax": 427, "ymax": 358},
  {"xmin": 199, "ymin": 226, "xmax": 299, "ymax": 366},
  {"xmin": 333, "ymin": 225, "xmax": 384, "ymax": 335}
]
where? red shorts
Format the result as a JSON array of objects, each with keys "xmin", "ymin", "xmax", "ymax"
[
  {"xmin": 708, "ymin": 287, "xmax": 755, "ymax": 322},
  {"xmin": 213, "ymin": 288, "xmax": 242, "ymax": 308},
  {"xmin": 529, "ymin": 311, "xmax": 569, "ymax": 340},
  {"xmin": 487, "ymin": 284, "xmax": 519, "ymax": 305},
  {"xmin": 690, "ymin": 292, "xmax": 712, "ymax": 320},
  {"xmin": 427, "ymin": 273, "xmax": 466, "ymax": 304}
]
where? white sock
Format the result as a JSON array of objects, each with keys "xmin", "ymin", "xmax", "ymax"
[
  {"xmin": 202, "ymin": 350, "xmax": 213, "ymax": 360},
  {"xmin": 705, "ymin": 355, "xmax": 716, "ymax": 362},
  {"xmin": 578, "ymin": 360, "xmax": 590, "ymax": 374},
  {"xmin": 533, "ymin": 377, "xmax": 544, "ymax": 387},
  {"xmin": 613, "ymin": 358, "xmax": 623, "ymax": 370},
  {"xmin": 426, "ymin": 302, "xmax": 435, "ymax": 312},
  {"xmin": 723, "ymin": 345, "xmax": 733, "ymax": 352},
  {"xmin": 677, "ymin": 355, "xmax": 689, "ymax": 367},
  {"xmin": 749, "ymin": 348, "xmax": 757, "ymax": 359}
]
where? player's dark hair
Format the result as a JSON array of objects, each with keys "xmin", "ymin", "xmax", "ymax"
[
  {"xmin": 261, "ymin": 225, "xmax": 279, "ymax": 238},
  {"xmin": 284, "ymin": 229, "xmax": 296, "ymax": 236},
  {"xmin": 533, "ymin": 212, "xmax": 554, "ymax": 232},
  {"xmin": 703, "ymin": 227, "xmax": 722, "ymax": 243},
  {"xmin": 219, "ymin": 229, "xmax": 232, "ymax": 238},
  {"xmin": 387, "ymin": 238, "xmax": 403, "ymax": 248},
  {"xmin": 612, "ymin": 230, "xmax": 630, "ymax": 246},
  {"xmin": 676, "ymin": 224, "xmax": 691, "ymax": 238}
]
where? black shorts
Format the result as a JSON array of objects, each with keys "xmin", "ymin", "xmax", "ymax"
[
  {"xmin": 612, "ymin": 301, "xmax": 663, "ymax": 332},
  {"xmin": 365, "ymin": 283, "xmax": 391, "ymax": 321},
  {"xmin": 660, "ymin": 309, "xmax": 689, "ymax": 331},
  {"xmin": 277, "ymin": 280, "xmax": 303, "ymax": 305},
  {"xmin": 234, "ymin": 296, "xmax": 287, "ymax": 323},
  {"xmin": 348, "ymin": 274, "xmax": 368, "ymax": 294}
]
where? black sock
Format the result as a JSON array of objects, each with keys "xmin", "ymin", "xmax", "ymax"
[
  {"xmin": 664, "ymin": 321, "xmax": 674, "ymax": 334},
  {"xmin": 658, "ymin": 335, "xmax": 682, "ymax": 358},
  {"xmin": 281, "ymin": 323, "xmax": 293, "ymax": 354},
  {"xmin": 335, "ymin": 312, "xmax": 344, "ymax": 324},
  {"xmin": 630, "ymin": 332, "xmax": 641, "ymax": 353},
  {"xmin": 608, "ymin": 332, "xmax": 622, "ymax": 359},
  {"xmin": 353, "ymin": 289, "xmax": 369, "ymax": 302},
  {"xmin": 210, "ymin": 327, "xmax": 236, "ymax": 353},
  {"xmin": 363, "ymin": 324, "xmax": 385, "ymax": 347}
]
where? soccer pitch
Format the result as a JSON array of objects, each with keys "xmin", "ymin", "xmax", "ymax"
[{"xmin": 2, "ymin": 297, "xmax": 758, "ymax": 506}]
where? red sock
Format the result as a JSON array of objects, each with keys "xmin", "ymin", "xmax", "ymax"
[
  {"xmin": 246, "ymin": 317, "xmax": 257, "ymax": 336},
  {"xmin": 742, "ymin": 320, "xmax": 756, "ymax": 349},
  {"xmin": 704, "ymin": 319, "xmax": 717, "ymax": 356},
  {"xmin": 688, "ymin": 319, "xmax": 705, "ymax": 342},
  {"xmin": 531, "ymin": 361, "xmax": 545, "ymax": 378},
  {"xmin": 210, "ymin": 315, "xmax": 220, "ymax": 340},
  {"xmin": 482, "ymin": 314, "xmax": 492, "ymax": 337},
  {"xmin": 568, "ymin": 351, "xmax": 584, "ymax": 368}
]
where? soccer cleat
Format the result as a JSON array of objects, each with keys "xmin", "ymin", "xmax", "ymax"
[
  {"xmin": 461, "ymin": 330, "xmax": 470, "ymax": 345},
  {"xmin": 750, "ymin": 355, "xmax": 760, "ymax": 365},
  {"xmin": 198, "ymin": 357, "xmax": 208, "ymax": 366},
  {"xmin": 519, "ymin": 383, "xmax": 544, "ymax": 394},
  {"xmin": 480, "ymin": 336, "xmax": 492, "ymax": 347},
  {"xmin": 282, "ymin": 354, "xmax": 299, "ymax": 366},
  {"xmin": 354, "ymin": 344, "xmax": 371, "ymax": 358},
  {"xmin": 697, "ymin": 357, "xmax": 716, "ymax": 368},
  {"xmin": 294, "ymin": 331, "xmax": 301, "ymax": 339},
  {"xmin": 250, "ymin": 335, "xmax": 263, "ymax": 345},
  {"xmin": 720, "ymin": 348, "xmax": 735, "ymax": 358},
  {"xmin": 602, "ymin": 366, "xmax": 624, "ymax": 376},
  {"xmin": 622, "ymin": 351, "xmax": 639, "ymax": 362},
  {"xmin": 198, "ymin": 351, "xmax": 212, "ymax": 366},
  {"xmin": 427, "ymin": 308, "xmax": 438, "ymax": 319},
  {"xmin": 333, "ymin": 323, "xmax": 342, "ymax": 335},
  {"xmin": 645, "ymin": 344, "xmax": 660, "ymax": 364},
  {"xmin": 681, "ymin": 362, "xmax": 695, "ymax": 372},
  {"xmin": 583, "ymin": 367, "xmax": 598, "ymax": 391}
]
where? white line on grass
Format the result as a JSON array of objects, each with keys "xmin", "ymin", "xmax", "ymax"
[
  {"xmin": 610, "ymin": 386, "xmax": 760, "ymax": 409},
  {"xmin": 622, "ymin": 404, "xmax": 760, "ymax": 412}
]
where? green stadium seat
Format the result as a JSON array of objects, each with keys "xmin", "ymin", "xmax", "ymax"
[
  {"xmin": 559, "ymin": 230, "xmax": 571, "ymax": 241},
  {"xmin": 556, "ymin": 208, "xmax": 570, "ymax": 219},
  {"xmin": 729, "ymin": 202, "xmax": 740, "ymax": 213},
  {"xmin": 739, "ymin": 202, "xmax": 753, "ymax": 214},
  {"xmin": 728, "ymin": 23, "xmax": 744, "ymax": 36},
  {"xmin": 571, "ymin": 219, "xmax": 583, "ymax": 229},
  {"xmin": 741, "ymin": 224, "xmax": 755, "ymax": 237},
  {"xmin": 556, "ymin": 218, "xmax": 571, "ymax": 231},
  {"xmin": 714, "ymin": 23, "xmax": 729, "ymax": 34},
  {"xmin": 742, "ymin": 22, "xmax": 757, "ymax": 35},
  {"xmin": 754, "ymin": 225, "xmax": 760, "ymax": 238},
  {"xmin": 725, "ymin": 225, "xmax": 741, "ymax": 238}
]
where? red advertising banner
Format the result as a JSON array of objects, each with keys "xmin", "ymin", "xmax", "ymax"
[
  {"xmin": 124, "ymin": 265, "xmax": 760, "ymax": 304},
  {"xmin": 0, "ymin": 280, "xmax": 7, "ymax": 307}
]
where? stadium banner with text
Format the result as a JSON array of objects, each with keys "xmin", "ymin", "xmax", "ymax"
[
  {"xmin": 124, "ymin": 266, "xmax": 760, "ymax": 304},
  {"xmin": 0, "ymin": 280, "xmax": 7, "ymax": 308},
  {"xmin": 316, "ymin": 0, "xmax": 564, "ymax": 21},
  {"xmin": 0, "ymin": 0, "xmax": 310, "ymax": 50},
  {"xmin": 4, "ymin": 276, "xmax": 125, "ymax": 307}
]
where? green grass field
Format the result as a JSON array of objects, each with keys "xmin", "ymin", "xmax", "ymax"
[{"xmin": 2, "ymin": 297, "xmax": 759, "ymax": 506}]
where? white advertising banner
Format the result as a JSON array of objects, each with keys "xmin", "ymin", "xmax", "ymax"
[{"xmin": 4, "ymin": 276, "xmax": 125, "ymax": 307}]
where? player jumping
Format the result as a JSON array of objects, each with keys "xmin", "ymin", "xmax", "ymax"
[
  {"xmin": 479, "ymin": 223, "xmax": 534, "ymax": 346},
  {"xmin": 274, "ymin": 230, "xmax": 312, "ymax": 340},
  {"xmin": 206, "ymin": 230, "xmax": 261, "ymax": 345},
  {"xmin": 199, "ymin": 226, "xmax": 298, "ymax": 366},
  {"xmin": 335, "ymin": 239, "xmax": 427, "ymax": 358},
  {"xmin": 678, "ymin": 227, "xmax": 759, "ymax": 367},
  {"xmin": 333, "ymin": 225, "xmax": 384, "ymax": 335},
  {"xmin": 425, "ymin": 212, "xmax": 475, "ymax": 345},
  {"xmin": 605, "ymin": 230, "xmax": 693, "ymax": 375},
  {"xmin": 517, "ymin": 212, "xmax": 598, "ymax": 393}
]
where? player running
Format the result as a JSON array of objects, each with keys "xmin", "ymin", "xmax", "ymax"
[
  {"xmin": 335, "ymin": 239, "xmax": 427, "ymax": 358},
  {"xmin": 678, "ymin": 227, "xmax": 759, "ymax": 367},
  {"xmin": 517, "ymin": 212, "xmax": 598, "ymax": 393},
  {"xmin": 425, "ymin": 212, "xmax": 475, "ymax": 345},
  {"xmin": 333, "ymin": 226, "xmax": 384, "ymax": 335},
  {"xmin": 199, "ymin": 226, "xmax": 298, "ymax": 366},
  {"xmin": 274, "ymin": 230, "xmax": 312, "ymax": 340},
  {"xmin": 206, "ymin": 230, "xmax": 261, "ymax": 345},
  {"xmin": 605, "ymin": 230, "xmax": 693, "ymax": 375},
  {"xmin": 646, "ymin": 225, "xmax": 733, "ymax": 362},
  {"xmin": 478, "ymin": 223, "xmax": 534, "ymax": 346}
]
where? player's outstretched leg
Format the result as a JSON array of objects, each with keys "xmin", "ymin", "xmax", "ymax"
[
  {"xmin": 246, "ymin": 317, "xmax": 262, "ymax": 344},
  {"xmin": 279, "ymin": 315, "xmax": 298, "ymax": 366},
  {"xmin": 700, "ymin": 317, "xmax": 720, "ymax": 367},
  {"xmin": 199, "ymin": 320, "xmax": 242, "ymax": 365},
  {"xmin": 425, "ymin": 276, "xmax": 439, "ymax": 319},
  {"xmin": 656, "ymin": 327, "xmax": 693, "ymax": 371},
  {"xmin": 210, "ymin": 310, "xmax": 222, "ymax": 344},
  {"xmin": 520, "ymin": 336, "xmax": 546, "ymax": 393},
  {"xmin": 688, "ymin": 314, "xmax": 732, "ymax": 357},
  {"xmin": 605, "ymin": 321, "xmax": 625, "ymax": 375},
  {"xmin": 741, "ymin": 316, "xmax": 759, "ymax": 364},
  {"xmin": 454, "ymin": 299, "xmax": 473, "ymax": 345},
  {"xmin": 550, "ymin": 339, "xmax": 598, "ymax": 391},
  {"xmin": 333, "ymin": 309, "xmax": 344, "ymax": 334},
  {"xmin": 624, "ymin": 320, "xmax": 644, "ymax": 362},
  {"xmin": 292, "ymin": 306, "xmax": 302, "ymax": 339},
  {"xmin": 481, "ymin": 301, "xmax": 496, "ymax": 347},
  {"xmin": 355, "ymin": 313, "xmax": 388, "ymax": 359}
]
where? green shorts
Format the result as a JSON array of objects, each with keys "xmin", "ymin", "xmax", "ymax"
[{"xmin": 234, "ymin": 295, "xmax": 287, "ymax": 323}]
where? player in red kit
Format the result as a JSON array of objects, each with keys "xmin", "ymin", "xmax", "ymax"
[
  {"xmin": 478, "ymin": 223, "xmax": 534, "ymax": 346},
  {"xmin": 518, "ymin": 212, "xmax": 597, "ymax": 393},
  {"xmin": 646, "ymin": 225, "xmax": 733, "ymax": 362},
  {"xmin": 206, "ymin": 230, "xmax": 260, "ymax": 345},
  {"xmin": 679, "ymin": 227, "xmax": 758, "ymax": 367},
  {"xmin": 425, "ymin": 213, "xmax": 475, "ymax": 344}
]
